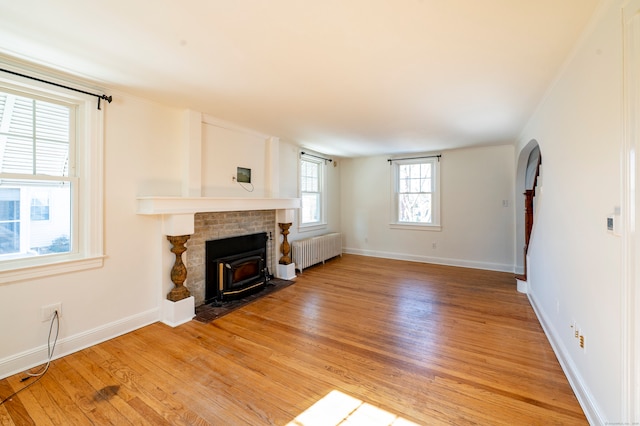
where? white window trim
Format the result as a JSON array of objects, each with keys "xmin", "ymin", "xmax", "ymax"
[
  {"xmin": 389, "ymin": 156, "xmax": 441, "ymax": 231},
  {"xmin": 298, "ymin": 152, "xmax": 327, "ymax": 233},
  {"xmin": 0, "ymin": 65, "xmax": 105, "ymax": 285}
]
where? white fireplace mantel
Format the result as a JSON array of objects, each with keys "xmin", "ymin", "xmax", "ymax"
[
  {"xmin": 137, "ymin": 196, "xmax": 300, "ymax": 216},
  {"xmin": 136, "ymin": 196, "xmax": 300, "ymax": 235}
]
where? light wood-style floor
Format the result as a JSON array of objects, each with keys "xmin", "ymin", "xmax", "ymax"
[{"xmin": 0, "ymin": 254, "xmax": 587, "ymax": 425}]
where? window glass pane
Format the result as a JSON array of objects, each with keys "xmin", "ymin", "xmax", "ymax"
[
  {"xmin": 0, "ymin": 222, "xmax": 20, "ymax": 254},
  {"xmin": 7, "ymin": 96, "xmax": 33, "ymax": 137},
  {"xmin": 1, "ymin": 135, "xmax": 34, "ymax": 174},
  {"xmin": 11, "ymin": 181, "xmax": 71, "ymax": 256},
  {"xmin": 35, "ymin": 100, "xmax": 70, "ymax": 142},
  {"xmin": 35, "ymin": 100, "xmax": 70, "ymax": 177},
  {"xmin": 0, "ymin": 93, "xmax": 71, "ymax": 177},
  {"xmin": 301, "ymin": 160, "xmax": 319, "ymax": 193},
  {"xmin": 0, "ymin": 188, "xmax": 20, "ymax": 254},
  {"xmin": 30, "ymin": 192, "xmax": 50, "ymax": 221},
  {"xmin": 302, "ymin": 175, "xmax": 318, "ymax": 192},
  {"xmin": 409, "ymin": 178, "xmax": 421, "ymax": 192},
  {"xmin": 410, "ymin": 164, "xmax": 421, "ymax": 178},
  {"xmin": 35, "ymin": 139, "xmax": 69, "ymax": 176},
  {"xmin": 423, "ymin": 163, "xmax": 432, "ymax": 178},
  {"xmin": 0, "ymin": 188, "xmax": 20, "ymax": 219},
  {"xmin": 398, "ymin": 162, "xmax": 433, "ymax": 195},
  {"xmin": 399, "ymin": 164, "xmax": 410, "ymax": 180},
  {"xmin": 398, "ymin": 193, "xmax": 432, "ymax": 223},
  {"xmin": 301, "ymin": 192, "xmax": 320, "ymax": 223},
  {"xmin": 420, "ymin": 178, "xmax": 432, "ymax": 192},
  {"xmin": 399, "ymin": 178, "xmax": 409, "ymax": 193}
]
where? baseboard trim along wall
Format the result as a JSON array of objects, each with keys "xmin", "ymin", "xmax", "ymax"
[
  {"xmin": 527, "ymin": 292, "xmax": 604, "ymax": 425},
  {"xmin": 342, "ymin": 247, "xmax": 514, "ymax": 273},
  {"xmin": 0, "ymin": 308, "xmax": 159, "ymax": 380}
]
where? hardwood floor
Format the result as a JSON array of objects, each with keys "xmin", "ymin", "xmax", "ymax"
[{"xmin": 0, "ymin": 254, "xmax": 587, "ymax": 425}]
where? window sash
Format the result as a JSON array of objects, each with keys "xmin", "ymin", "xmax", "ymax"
[
  {"xmin": 0, "ymin": 91, "xmax": 73, "ymax": 177},
  {"xmin": 0, "ymin": 177, "xmax": 75, "ymax": 258},
  {"xmin": 301, "ymin": 192, "xmax": 320, "ymax": 223},
  {"xmin": 392, "ymin": 158, "xmax": 440, "ymax": 227},
  {"xmin": 0, "ymin": 70, "xmax": 102, "ymax": 281},
  {"xmin": 300, "ymin": 155, "xmax": 325, "ymax": 227},
  {"xmin": 398, "ymin": 193, "xmax": 432, "ymax": 224}
]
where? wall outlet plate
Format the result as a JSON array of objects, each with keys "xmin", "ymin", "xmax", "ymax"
[{"xmin": 40, "ymin": 303, "xmax": 61, "ymax": 322}]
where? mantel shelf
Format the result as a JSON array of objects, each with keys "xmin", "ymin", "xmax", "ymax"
[{"xmin": 136, "ymin": 196, "xmax": 300, "ymax": 215}]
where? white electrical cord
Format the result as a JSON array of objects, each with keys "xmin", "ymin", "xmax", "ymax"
[
  {"xmin": 0, "ymin": 310, "xmax": 59, "ymax": 405},
  {"xmin": 238, "ymin": 182, "xmax": 254, "ymax": 192}
]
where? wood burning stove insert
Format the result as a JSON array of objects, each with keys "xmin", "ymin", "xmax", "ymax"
[{"xmin": 205, "ymin": 232, "xmax": 269, "ymax": 304}]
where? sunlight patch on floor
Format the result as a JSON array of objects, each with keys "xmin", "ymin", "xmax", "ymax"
[{"xmin": 287, "ymin": 390, "xmax": 420, "ymax": 426}]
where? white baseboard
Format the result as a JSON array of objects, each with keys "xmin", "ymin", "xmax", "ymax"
[
  {"xmin": 342, "ymin": 247, "xmax": 514, "ymax": 273},
  {"xmin": 527, "ymin": 292, "xmax": 604, "ymax": 425},
  {"xmin": 0, "ymin": 308, "xmax": 159, "ymax": 380}
]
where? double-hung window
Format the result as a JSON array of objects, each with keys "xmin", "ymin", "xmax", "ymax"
[
  {"xmin": 300, "ymin": 153, "xmax": 326, "ymax": 229},
  {"xmin": 0, "ymin": 70, "xmax": 104, "ymax": 282},
  {"xmin": 391, "ymin": 156, "xmax": 440, "ymax": 229}
]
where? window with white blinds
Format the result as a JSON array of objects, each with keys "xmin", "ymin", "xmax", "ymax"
[
  {"xmin": 0, "ymin": 91, "xmax": 74, "ymax": 258},
  {"xmin": 0, "ymin": 73, "xmax": 104, "ymax": 282}
]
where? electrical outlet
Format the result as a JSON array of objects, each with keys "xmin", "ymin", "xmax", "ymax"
[
  {"xmin": 432, "ymin": 242, "xmax": 437, "ymax": 249},
  {"xmin": 40, "ymin": 303, "xmax": 62, "ymax": 322}
]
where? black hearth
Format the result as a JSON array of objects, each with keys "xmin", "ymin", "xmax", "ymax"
[{"xmin": 205, "ymin": 232, "xmax": 269, "ymax": 304}]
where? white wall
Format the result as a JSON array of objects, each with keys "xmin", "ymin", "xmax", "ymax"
[
  {"xmin": 340, "ymin": 144, "xmax": 515, "ymax": 271},
  {"xmin": 201, "ymin": 121, "xmax": 268, "ymax": 197},
  {"xmin": 516, "ymin": 1, "xmax": 625, "ymax": 422},
  {"xmin": 279, "ymin": 140, "xmax": 299, "ymax": 199},
  {"xmin": 0, "ymin": 92, "xmax": 184, "ymax": 378}
]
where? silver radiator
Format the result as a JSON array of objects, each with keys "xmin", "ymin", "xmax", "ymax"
[{"xmin": 291, "ymin": 233, "xmax": 342, "ymax": 272}]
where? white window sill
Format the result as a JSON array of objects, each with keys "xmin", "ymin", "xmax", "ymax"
[
  {"xmin": 0, "ymin": 255, "xmax": 105, "ymax": 285},
  {"xmin": 298, "ymin": 223, "xmax": 328, "ymax": 233},
  {"xmin": 390, "ymin": 223, "xmax": 442, "ymax": 231}
]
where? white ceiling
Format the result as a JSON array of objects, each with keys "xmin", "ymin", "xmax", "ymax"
[{"xmin": 0, "ymin": 0, "xmax": 601, "ymax": 157}]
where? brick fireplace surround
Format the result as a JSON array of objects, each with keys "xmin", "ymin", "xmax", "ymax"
[
  {"xmin": 186, "ymin": 210, "xmax": 276, "ymax": 306},
  {"xmin": 136, "ymin": 196, "xmax": 299, "ymax": 326}
]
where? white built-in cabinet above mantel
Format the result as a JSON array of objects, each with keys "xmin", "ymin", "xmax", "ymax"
[{"xmin": 136, "ymin": 197, "xmax": 300, "ymax": 236}]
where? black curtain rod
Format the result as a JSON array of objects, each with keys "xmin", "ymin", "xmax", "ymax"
[
  {"xmin": 387, "ymin": 154, "xmax": 441, "ymax": 163},
  {"xmin": 301, "ymin": 151, "xmax": 333, "ymax": 162},
  {"xmin": 0, "ymin": 67, "xmax": 113, "ymax": 110}
]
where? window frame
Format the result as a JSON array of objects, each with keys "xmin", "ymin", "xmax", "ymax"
[
  {"xmin": 299, "ymin": 152, "xmax": 327, "ymax": 232},
  {"xmin": 390, "ymin": 156, "xmax": 441, "ymax": 231},
  {"xmin": 0, "ymin": 66, "xmax": 105, "ymax": 284}
]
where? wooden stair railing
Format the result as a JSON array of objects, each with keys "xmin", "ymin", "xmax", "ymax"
[{"xmin": 516, "ymin": 156, "xmax": 541, "ymax": 282}]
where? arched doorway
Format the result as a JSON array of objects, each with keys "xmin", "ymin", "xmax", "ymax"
[{"xmin": 514, "ymin": 140, "xmax": 541, "ymax": 287}]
